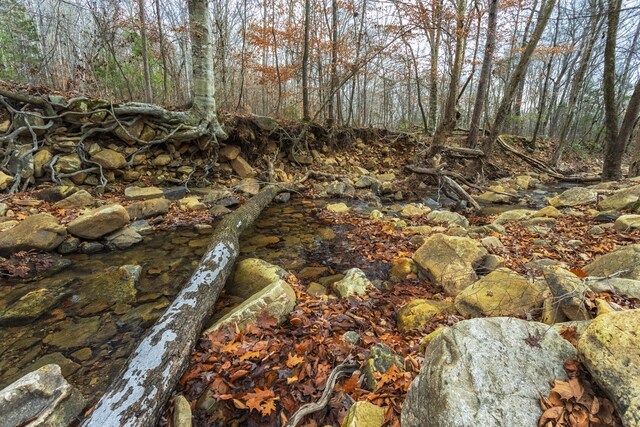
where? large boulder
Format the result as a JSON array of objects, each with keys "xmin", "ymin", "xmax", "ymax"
[
  {"xmin": 227, "ymin": 258, "xmax": 288, "ymax": 299},
  {"xmin": 543, "ymin": 266, "xmax": 592, "ymax": 321},
  {"xmin": 454, "ymin": 268, "xmax": 544, "ymax": 318},
  {"xmin": 578, "ymin": 310, "xmax": 640, "ymax": 426},
  {"xmin": 0, "ymin": 364, "xmax": 85, "ymax": 427},
  {"xmin": 587, "ymin": 277, "xmax": 640, "ymax": 299},
  {"xmin": 332, "ymin": 268, "xmax": 373, "ymax": 298},
  {"xmin": 396, "ymin": 299, "xmax": 454, "ymax": 332},
  {"xmin": 614, "ymin": 214, "xmax": 640, "ymax": 231},
  {"xmin": 412, "ymin": 234, "xmax": 488, "ymax": 296},
  {"xmin": 204, "ymin": 279, "xmax": 296, "ymax": 333},
  {"xmin": 584, "ymin": 244, "xmax": 640, "ymax": 281},
  {"xmin": 548, "ymin": 187, "xmax": 597, "ymax": 207},
  {"xmin": 401, "ymin": 317, "xmax": 577, "ymax": 427},
  {"xmin": 52, "ymin": 190, "xmax": 95, "ymax": 210},
  {"xmin": 67, "ymin": 204, "xmax": 130, "ymax": 239},
  {"xmin": 598, "ymin": 184, "xmax": 640, "ymax": 211},
  {"xmin": 0, "ymin": 214, "xmax": 66, "ymax": 256}
]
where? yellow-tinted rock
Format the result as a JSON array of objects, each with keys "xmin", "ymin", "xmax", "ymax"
[
  {"xmin": 533, "ymin": 206, "xmax": 561, "ymax": 218},
  {"xmin": 419, "ymin": 326, "xmax": 445, "ymax": 351},
  {"xmin": 341, "ymin": 401, "xmax": 385, "ymax": 427},
  {"xmin": 389, "ymin": 257, "xmax": 417, "ymax": 281},
  {"xmin": 228, "ymin": 258, "xmax": 288, "ymax": 298},
  {"xmin": 454, "ymin": 268, "xmax": 545, "ymax": 318},
  {"xmin": 397, "ymin": 299, "xmax": 453, "ymax": 332}
]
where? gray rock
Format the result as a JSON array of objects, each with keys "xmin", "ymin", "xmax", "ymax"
[
  {"xmin": 598, "ymin": 184, "xmax": 640, "ymax": 211},
  {"xmin": 342, "ymin": 331, "xmax": 361, "ymax": 345},
  {"xmin": 274, "ymin": 192, "xmax": 291, "ymax": 203},
  {"xmin": 426, "ymin": 210, "xmax": 469, "ymax": 227},
  {"xmin": 548, "ymin": 187, "xmax": 597, "ymax": 207},
  {"xmin": 104, "ymin": 227, "xmax": 143, "ymax": 250},
  {"xmin": 401, "ymin": 317, "xmax": 577, "ymax": 427},
  {"xmin": 584, "ymin": 244, "xmax": 640, "ymax": 281},
  {"xmin": 79, "ymin": 241, "xmax": 104, "ymax": 254},
  {"xmin": 362, "ymin": 343, "xmax": 404, "ymax": 390},
  {"xmin": 129, "ymin": 219, "xmax": 153, "ymax": 235},
  {"xmin": 586, "ymin": 277, "xmax": 640, "ymax": 299},
  {"xmin": 542, "ymin": 266, "xmax": 592, "ymax": 321},
  {"xmin": 326, "ymin": 181, "xmax": 355, "ymax": 197},
  {"xmin": 354, "ymin": 175, "xmax": 379, "ymax": 189},
  {"xmin": 613, "ymin": 214, "xmax": 640, "ymax": 231},
  {"xmin": 0, "ymin": 364, "xmax": 85, "ymax": 427},
  {"xmin": 57, "ymin": 236, "xmax": 80, "ymax": 254},
  {"xmin": 332, "ymin": 268, "xmax": 373, "ymax": 298},
  {"xmin": 172, "ymin": 394, "xmax": 192, "ymax": 427}
]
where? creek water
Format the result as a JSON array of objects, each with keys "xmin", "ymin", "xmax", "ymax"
[{"xmin": 0, "ymin": 184, "xmax": 564, "ymax": 406}]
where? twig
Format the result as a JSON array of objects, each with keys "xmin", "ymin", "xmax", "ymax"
[{"xmin": 284, "ymin": 355, "xmax": 358, "ymax": 427}]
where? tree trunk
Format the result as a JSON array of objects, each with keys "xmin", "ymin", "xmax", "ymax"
[
  {"xmin": 467, "ymin": 0, "xmax": 498, "ymax": 148},
  {"xmin": 618, "ymin": 79, "xmax": 640, "ymax": 152},
  {"xmin": 601, "ymin": 0, "xmax": 622, "ymax": 181},
  {"xmin": 138, "ymin": 0, "xmax": 153, "ymax": 103},
  {"xmin": 550, "ymin": 2, "xmax": 602, "ymax": 166},
  {"xmin": 188, "ymin": 0, "xmax": 226, "ymax": 139},
  {"xmin": 427, "ymin": 0, "xmax": 442, "ymax": 133},
  {"xmin": 81, "ymin": 185, "xmax": 281, "ymax": 427},
  {"xmin": 154, "ymin": 0, "xmax": 169, "ymax": 103},
  {"xmin": 302, "ymin": 0, "xmax": 311, "ymax": 121},
  {"xmin": 485, "ymin": 0, "xmax": 556, "ymax": 155},
  {"xmin": 429, "ymin": 0, "xmax": 467, "ymax": 156},
  {"xmin": 327, "ymin": 0, "xmax": 338, "ymax": 127}
]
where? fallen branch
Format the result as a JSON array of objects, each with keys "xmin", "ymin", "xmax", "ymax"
[
  {"xmin": 81, "ymin": 185, "xmax": 281, "ymax": 427},
  {"xmin": 405, "ymin": 164, "xmax": 481, "ymax": 210},
  {"xmin": 496, "ymin": 136, "xmax": 601, "ymax": 182},
  {"xmin": 284, "ymin": 356, "xmax": 358, "ymax": 427}
]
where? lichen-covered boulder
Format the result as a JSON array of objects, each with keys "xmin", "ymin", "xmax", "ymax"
[
  {"xmin": 578, "ymin": 309, "xmax": 640, "ymax": 427},
  {"xmin": 401, "ymin": 317, "xmax": 576, "ymax": 427},
  {"xmin": 412, "ymin": 234, "xmax": 488, "ymax": 296},
  {"xmin": 613, "ymin": 214, "xmax": 640, "ymax": 232},
  {"xmin": 548, "ymin": 187, "xmax": 597, "ymax": 207},
  {"xmin": 204, "ymin": 279, "xmax": 296, "ymax": 333},
  {"xmin": 584, "ymin": 244, "xmax": 640, "ymax": 281},
  {"xmin": 362, "ymin": 343, "xmax": 404, "ymax": 390},
  {"xmin": 341, "ymin": 401, "xmax": 385, "ymax": 427},
  {"xmin": 598, "ymin": 184, "xmax": 640, "ymax": 211},
  {"xmin": 454, "ymin": 268, "xmax": 545, "ymax": 318},
  {"xmin": 426, "ymin": 210, "xmax": 469, "ymax": 227}
]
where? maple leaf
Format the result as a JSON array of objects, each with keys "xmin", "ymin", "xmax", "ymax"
[
  {"xmin": 240, "ymin": 350, "xmax": 261, "ymax": 361},
  {"xmin": 286, "ymin": 352, "xmax": 304, "ymax": 368},
  {"xmin": 262, "ymin": 399, "xmax": 277, "ymax": 416},
  {"xmin": 244, "ymin": 387, "xmax": 277, "ymax": 414},
  {"xmin": 221, "ymin": 341, "xmax": 241, "ymax": 353}
]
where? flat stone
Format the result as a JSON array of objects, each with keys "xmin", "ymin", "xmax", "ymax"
[
  {"xmin": 548, "ymin": 187, "xmax": 597, "ymax": 207},
  {"xmin": 43, "ymin": 316, "xmax": 102, "ymax": 349},
  {"xmin": 401, "ymin": 317, "xmax": 577, "ymax": 427},
  {"xmin": 126, "ymin": 198, "xmax": 170, "ymax": 220},
  {"xmin": 230, "ymin": 156, "xmax": 256, "ymax": 178},
  {"xmin": 67, "ymin": 204, "xmax": 129, "ymax": 239},
  {"xmin": 178, "ymin": 197, "xmax": 206, "ymax": 211},
  {"xmin": 401, "ymin": 204, "xmax": 431, "ymax": 218},
  {"xmin": 237, "ymin": 178, "xmax": 260, "ymax": 195},
  {"xmin": 104, "ymin": 227, "xmax": 143, "ymax": 250},
  {"xmin": 0, "ymin": 279, "xmax": 72, "ymax": 326},
  {"xmin": 598, "ymin": 184, "xmax": 640, "ymax": 211},
  {"xmin": 426, "ymin": 210, "xmax": 469, "ymax": 227},
  {"xmin": 219, "ymin": 145, "xmax": 241, "ymax": 161},
  {"xmin": 326, "ymin": 202, "xmax": 350, "ymax": 213},
  {"xmin": 52, "ymin": 190, "xmax": 95, "ymax": 210},
  {"xmin": 124, "ymin": 186, "xmax": 164, "ymax": 200},
  {"xmin": 153, "ymin": 154, "xmax": 172, "ymax": 166},
  {"xmin": 54, "ymin": 153, "xmax": 82, "ymax": 173},
  {"xmin": 80, "ymin": 265, "xmax": 141, "ymax": 306}
]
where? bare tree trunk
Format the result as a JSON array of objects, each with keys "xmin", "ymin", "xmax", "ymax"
[
  {"xmin": 302, "ymin": 0, "xmax": 311, "ymax": 121},
  {"xmin": 81, "ymin": 185, "xmax": 281, "ymax": 427},
  {"xmin": 550, "ymin": 1, "xmax": 602, "ymax": 166},
  {"xmin": 327, "ymin": 0, "xmax": 338, "ymax": 127},
  {"xmin": 467, "ymin": 0, "xmax": 498, "ymax": 148},
  {"xmin": 629, "ymin": 121, "xmax": 640, "ymax": 177},
  {"xmin": 154, "ymin": 0, "xmax": 169, "ymax": 103},
  {"xmin": 429, "ymin": 0, "xmax": 467, "ymax": 156},
  {"xmin": 187, "ymin": 0, "xmax": 226, "ymax": 139},
  {"xmin": 485, "ymin": 0, "xmax": 556, "ymax": 155},
  {"xmin": 618, "ymin": 79, "xmax": 640, "ymax": 152},
  {"xmin": 601, "ymin": 0, "xmax": 622, "ymax": 181},
  {"xmin": 428, "ymin": 0, "xmax": 442, "ymax": 133},
  {"xmin": 138, "ymin": 0, "xmax": 153, "ymax": 103}
]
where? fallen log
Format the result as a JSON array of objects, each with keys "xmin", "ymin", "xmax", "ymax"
[
  {"xmin": 405, "ymin": 165, "xmax": 481, "ymax": 210},
  {"xmin": 81, "ymin": 184, "xmax": 281, "ymax": 427},
  {"xmin": 496, "ymin": 136, "xmax": 601, "ymax": 183}
]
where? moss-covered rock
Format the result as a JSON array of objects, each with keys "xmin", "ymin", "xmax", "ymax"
[
  {"xmin": 362, "ymin": 343, "xmax": 404, "ymax": 390},
  {"xmin": 227, "ymin": 258, "xmax": 288, "ymax": 299},
  {"xmin": 332, "ymin": 268, "xmax": 373, "ymax": 298},
  {"xmin": 0, "ymin": 214, "xmax": 66, "ymax": 256},
  {"xmin": 341, "ymin": 401, "xmax": 385, "ymax": 427}
]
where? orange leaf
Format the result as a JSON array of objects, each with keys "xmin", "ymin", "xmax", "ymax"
[{"xmin": 286, "ymin": 353, "xmax": 305, "ymax": 368}]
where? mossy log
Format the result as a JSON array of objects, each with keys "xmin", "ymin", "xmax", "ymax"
[{"xmin": 81, "ymin": 184, "xmax": 280, "ymax": 427}]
